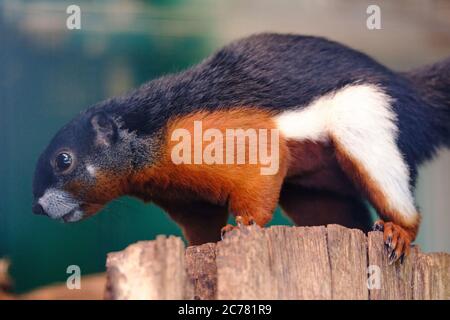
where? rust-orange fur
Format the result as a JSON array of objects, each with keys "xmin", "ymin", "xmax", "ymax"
[
  {"xmin": 66, "ymin": 172, "xmax": 129, "ymax": 217},
  {"xmin": 130, "ymin": 108, "xmax": 290, "ymax": 227}
]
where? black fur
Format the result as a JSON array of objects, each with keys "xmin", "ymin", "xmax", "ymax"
[
  {"xmin": 403, "ymin": 58, "xmax": 450, "ymax": 146},
  {"xmin": 33, "ymin": 117, "xmax": 96, "ymax": 199}
]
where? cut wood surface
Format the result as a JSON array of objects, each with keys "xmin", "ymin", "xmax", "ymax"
[
  {"xmin": 105, "ymin": 236, "xmax": 193, "ymax": 300},
  {"xmin": 105, "ymin": 224, "xmax": 450, "ymax": 300}
]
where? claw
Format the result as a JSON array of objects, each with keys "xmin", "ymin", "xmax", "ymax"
[
  {"xmin": 221, "ymin": 216, "xmax": 258, "ymax": 240},
  {"xmin": 388, "ymin": 250, "xmax": 397, "ymax": 264},
  {"xmin": 377, "ymin": 220, "xmax": 414, "ymax": 265},
  {"xmin": 386, "ymin": 244, "xmax": 392, "ymax": 255},
  {"xmin": 220, "ymin": 224, "xmax": 235, "ymax": 240},
  {"xmin": 386, "ymin": 236, "xmax": 392, "ymax": 248}
]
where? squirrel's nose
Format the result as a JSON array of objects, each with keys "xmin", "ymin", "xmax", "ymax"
[{"xmin": 32, "ymin": 202, "xmax": 47, "ymax": 216}]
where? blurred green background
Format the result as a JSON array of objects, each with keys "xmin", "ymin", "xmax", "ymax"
[{"xmin": 0, "ymin": 0, "xmax": 449, "ymax": 293}]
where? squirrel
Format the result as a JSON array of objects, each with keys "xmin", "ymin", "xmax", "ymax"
[{"xmin": 32, "ymin": 33, "xmax": 450, "ymax": 263}]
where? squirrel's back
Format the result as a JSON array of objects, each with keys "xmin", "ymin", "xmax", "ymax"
[
  {"xmin": 102, "ymin": 34, "xmax": 403, "ymax": 131},
  {"xmin": 98, "ymin": 33, "xmax": 448, "ymax": 169}
]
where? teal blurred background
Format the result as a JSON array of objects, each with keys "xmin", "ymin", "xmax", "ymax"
[{"xmin": 1, "ymin": 0, "xmax": 449, "ymax": 293}]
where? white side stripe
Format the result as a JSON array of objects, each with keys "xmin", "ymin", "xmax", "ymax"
[{"xmin": 275, "ymin": 84, "xmax": 417, "ymax": 223}]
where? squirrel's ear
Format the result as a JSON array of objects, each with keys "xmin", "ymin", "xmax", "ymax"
[{"xmin": 90, "ymin": 112, "xmax": 118, "ymax": 147}]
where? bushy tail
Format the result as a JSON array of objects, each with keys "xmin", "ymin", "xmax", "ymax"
[{"xmin": 404, "ymin": 57, "xmax": 450, "ymax": 146}]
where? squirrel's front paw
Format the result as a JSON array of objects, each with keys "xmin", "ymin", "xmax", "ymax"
[
  {"xmin": 220, "ymin": 224, "xmax": 237, "ymax": 240},
  {"xmin": 220, "ymin": 215, "xmax": 257, "ymax": 240},
  {"xmin": 373, "ymin": 220, "xmax": 412, "ymax": 265}
]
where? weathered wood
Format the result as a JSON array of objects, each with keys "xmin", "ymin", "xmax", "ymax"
[
  {"xmin": 326, "ymin": 224, "xmax": 368, "ymax": 299},
  {"xmin": 368, "ymin": 231, "xmax": 416, "ymax": 300},
  {"xmin": 215, "ymin": 224, "xmax": 274, "ymax": 300},
  {"xmin": 429, "ymin": 253, "xmax": 450, "ymax": 300},
  {"xmin": 216, "ymin": 225, "xmax": 332, "ymax": 299},
  {"xmin": 185, "ymin": 243, "xmax": 217, "ymax": 300},
  {"xmin": 105, "ymin": 225, "xmax": 450, "ymax": 300},
  {"xmin": 105, "ymin": 236, "xmax": 192, "ymax": 300},
  {"xmin": 412, "ymin": 252, "xmax": 450, "ymax": 300}
]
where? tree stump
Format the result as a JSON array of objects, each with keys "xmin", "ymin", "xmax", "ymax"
[{"xmin": 105, "ymin": 224, "xmax": 450, "ymax": 300}]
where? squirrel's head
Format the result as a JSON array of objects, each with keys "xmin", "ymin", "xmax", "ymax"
[{"xmin": 32, "ymin": 109, "xmax": 152, "ymax": 222}]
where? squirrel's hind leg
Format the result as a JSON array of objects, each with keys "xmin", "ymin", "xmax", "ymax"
[{"xmin": 332, "ymin": 135, "xmax": 420, "ymax": 264}]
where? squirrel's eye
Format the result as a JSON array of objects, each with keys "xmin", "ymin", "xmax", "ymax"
[{"xmin": 55, "ymin": 152, "xmax": 73, "ymax": 172}]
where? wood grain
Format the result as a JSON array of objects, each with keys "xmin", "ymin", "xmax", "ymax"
[
  {"xmin": 185, "ymin": 242, "xmax": 217, "ymax": 300},
  {"xmin": 368, "ymin": 231, "xmax": 416, "ymax": 300},
  {"xmin": 326, "ymin": 224, "xmax": 368, "ymax": 299},
  {"xmin": 104, "ymin": 225, "xmax": 450, "ymax": 300},
  {"xmin": 105, "ymin": 236, "xmax": 192, "ymax": 300},
  {"xmin": 216, "ymin": 224, "xmax": 332, "ymax": 299}
]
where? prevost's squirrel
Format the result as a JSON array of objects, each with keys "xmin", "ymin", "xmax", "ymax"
[{"xmin": 32, "ymin": 33, "xmax": 450, "ymax": 263}]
